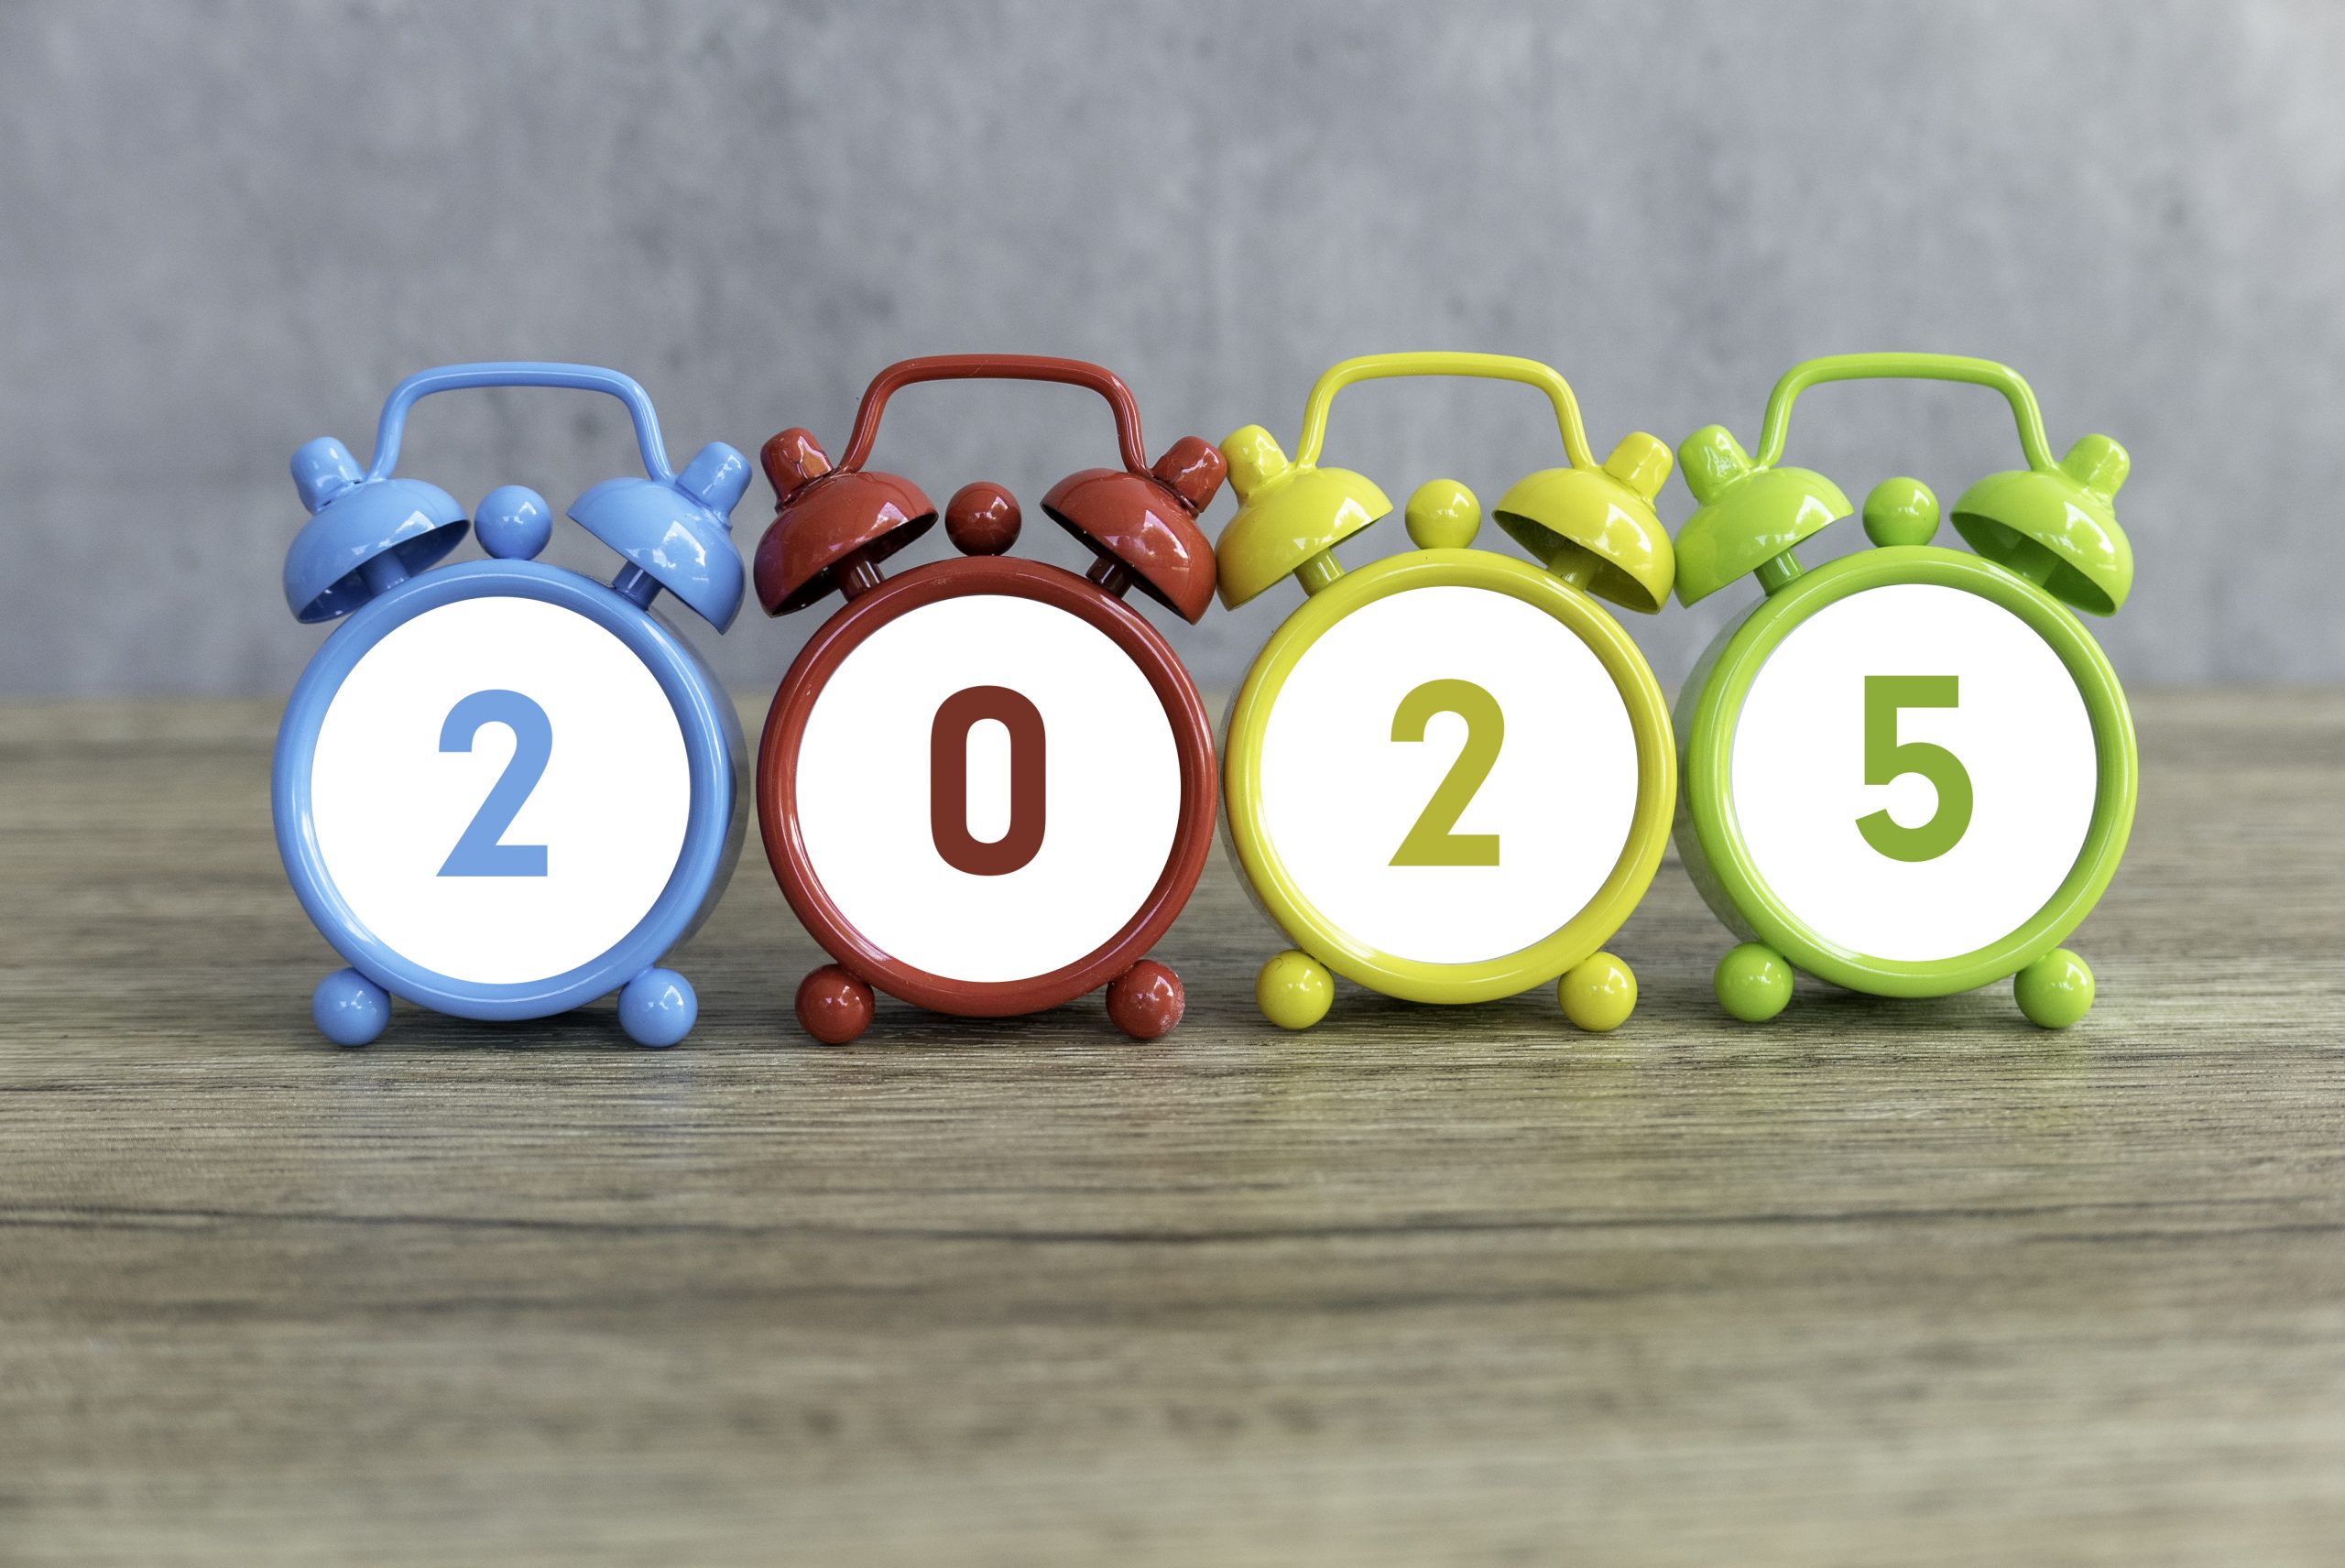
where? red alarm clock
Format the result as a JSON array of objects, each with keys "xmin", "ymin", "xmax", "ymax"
[{"xmin": 754, "ymin": 356, "xmax": 1225, "ymax": 1044}]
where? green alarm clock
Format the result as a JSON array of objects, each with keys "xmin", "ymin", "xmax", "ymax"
[{"xmin": 1671, "ymin": 354, "xmax": 2137, "ymax": 1028}]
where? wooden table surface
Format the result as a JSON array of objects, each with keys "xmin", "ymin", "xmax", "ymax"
[{"xmin": 1, "ymin": 691, "xmax": 2340, "ymax": 1566}]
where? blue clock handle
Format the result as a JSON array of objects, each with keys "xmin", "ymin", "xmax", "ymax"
[{"xmin": 362, "ymin": 363, "xmax": 678, "ymax": 485}]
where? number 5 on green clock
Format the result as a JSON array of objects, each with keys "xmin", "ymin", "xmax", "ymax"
[{"xmin": 1857, "ymin": 674, "xmax": 1972, "ymax": 863}]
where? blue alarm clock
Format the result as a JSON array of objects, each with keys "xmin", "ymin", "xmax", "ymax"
[{"xmin": 272, "ymin": 363, "xmax": 751, "ymax": 1048}]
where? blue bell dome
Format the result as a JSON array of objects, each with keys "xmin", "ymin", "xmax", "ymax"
[
  {"xmin": 283, "ymin": 437, "xmax": 469, "ymax": 622},
  {"xmin": 571, "ymin": 441, "xmax": 752, "ymax": 630}
]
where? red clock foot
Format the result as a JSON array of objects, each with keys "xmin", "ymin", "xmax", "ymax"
[
  {"xmin": 796, "ymin": 964, "xmax": 874, "ymax": 1045},
  {"xmin": 1106, "ymin": 959, "xmax": 1183, "ymax": 1040}
]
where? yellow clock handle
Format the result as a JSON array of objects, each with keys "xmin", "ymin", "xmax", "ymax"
[{"xmin": 1290, "ymin": 352, "xmax": 1603, "ymax": 474}]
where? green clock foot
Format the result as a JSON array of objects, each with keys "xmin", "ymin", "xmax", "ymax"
[
  {"xmin": 2015, "ymin": 948, "xmax": 2094, "ymax": 1029},
  {"xmin": 1559, "ymin": 952, "xmax": 1637, "ymax": 1031},
  {"xmin": 1715, "ymin": 942, "xmax": 1794, "ymax": 1022},
  {"xmin": 1257, "ymin": 950, "xmax": 1334, "ymax": 1030}
]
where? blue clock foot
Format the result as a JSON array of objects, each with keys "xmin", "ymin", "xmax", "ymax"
[
  {"xmin": 2015, "ymin": 948, "xmax": 2094, "ymax": 1029},
  {"xmin": 1715, "ymin": 942, "xmax": 1794, "ymax": 1022},
  {"xmin": 312, "ymin": 968, "xmax": 389, "ymax": 1047},
  {"xmin": 619, "ymin": 967, "xmax": 697, "ymax": 1048}
]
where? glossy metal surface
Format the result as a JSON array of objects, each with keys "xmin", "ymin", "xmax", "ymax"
[
  {"xmin": 1218, "ymin": 543, "xmax": 1676, "ymax": 1011},
  {"xmin": 1103, "ymin": 957, "xmax": 1185, "ymax": 1040},
  {"xmin": 284, "ymin": 439, "xmax": 466, "ymax": 623},
  {"xmin": 758, "ymin": 554, "xmax": 1218, "ymax": 1023},
  {"xmin": 1676, "ymin": 354, "xmax": 2133, "ymax": 615},
  {"xmin": 1490, "ymin": 430, "xmax": 1675, "ymax": 615},
  {"xmin": 1952, "ymin": 431, "xmax": 2132, "ymax": 615},
  {"xmin": 1216, "ymin": 353, "xmax": 1674, "ymax": 614},
  {"xmin": 1671, "ymin": 427, "xmax": 1850, "ymax": 607},
  {"xmin": 943, "ymin": 482, "xmax": 1021, "ymax": 556},
  {"xmin": 275, "ymin": 364, "xmax": 750, "ymax": 1047},
  {"xmin": 569, "ymin": 437, "xmax": 753, "ymax": 633},
  {"xmin": 793, "ymin": 964, "xmax": 875, "ymax": 1045},
  {"xmin": 1669, "ymin": 352, "xmax": 2140, "ymax": 1024},
  {"xmin": 755, "ymin": 355, "xmax": 1221, "ymax": 622},
  {"xmin": 1670, "ymin": 547, "xmax": 2138, "ymax": 1009},
  {"xmin": 752, "ymin": 430, "xmax": 937, "ymax": 615},
  {"xmin": 1216, "ymin": 354, "xmax": 1679, "ymax": 1029},
  {"xmin": 1214, "ymin": 427, "xmax": 1391, "ymax": 609},
  {"xmin": 288, "ymin": 363, "xmax": 748, "ymax": 630},
  {"xmin": 1041, "ymin": 453, "xmax": 1221, "ymax": 623},
  {"xmin": 274, "ymin": 559, "xmax": 747, "ymax": 1035}
]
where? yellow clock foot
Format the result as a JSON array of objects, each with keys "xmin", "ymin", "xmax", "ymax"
[
  {"xmin": 1558, "ymin": 952, "xmax": 1637, "ymax": 1031},
  {"xmin": 1256, "ymin": 950, "xmax": 1334, "ymax": 1030}
]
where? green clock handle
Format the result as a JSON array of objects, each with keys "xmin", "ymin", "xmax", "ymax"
[
  {"xmin": 1751, "ymin": 353, "xmax": 2060, "ymax": 474},
  {"xmin": 1745, "ymin": 352, "xmax": 2132, "ymax": 614},
  {"xmin": 1291, "ymin": 352, "xmax": 1603, "ymax": 474}
]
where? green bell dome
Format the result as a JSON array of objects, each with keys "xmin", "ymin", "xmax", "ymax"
[
  {"xmin": 1950, "ymin": 434, "xmax": 2132, "ymax": 615},
  {"xmin": 1670, "ymin": 425, "xmax": 1850, "ymax": 606}
]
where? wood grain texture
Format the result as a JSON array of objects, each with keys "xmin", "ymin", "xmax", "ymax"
[{"xmin": 0, "ymin": 691, "xmax": 2340, "ymax": 1566}]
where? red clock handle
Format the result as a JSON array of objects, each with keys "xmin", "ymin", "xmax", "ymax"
[{"xmin": 832, "ymin": 355, "xmax": 1153, "ymax": 477}]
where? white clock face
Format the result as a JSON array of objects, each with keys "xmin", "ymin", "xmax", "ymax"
[
  {"xmin": 1253, "ymin": 584, "xmax": 1639, "ymax": 966},
  {"xmin": 1729, "ymin": 583, "xmax": 2099, "ymax": 963},
  {"xmin": 791, "ymin": 593, "xmax": 1183, "ymax": 984},
  {"xmin": 309, "ymin": 595, "xmax": 692, "ymax": 986}
]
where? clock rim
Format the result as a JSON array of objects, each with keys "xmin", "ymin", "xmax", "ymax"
[
  {"xmin": 758, "ymin": 554, "xmax": 1217, "ymax": 1018},
  {"xmin": 1221, "ymin": 548, "xmax": 1677, "ymax": 1005},
  {"xmin": 272, "ymin": 559, "xmax": 744, "ymax": 1021},
  {"xmin": 1675, "ymin": 545, "xmax": 2137, "ymax": 997}
]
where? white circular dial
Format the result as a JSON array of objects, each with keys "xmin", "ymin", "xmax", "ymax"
[
  {"xmin": 1255, "ymin": 583, "xmax": 1638, "ymax": 966},
  {"xmin": 792, "ymin": 593, "xmax": 1182, "ymax": 983},
  {"xmin": 310, "ymin": 594, "xmax": 691, "ymax": 986},
  {"xmin": 1729, "ymin": 582, "xmax": 2098, "ymax": 963}
]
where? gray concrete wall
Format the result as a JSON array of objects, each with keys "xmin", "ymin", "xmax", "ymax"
[{"xmin": 2, "ymin": 0, "xmax": 2337, "ymax": 696}]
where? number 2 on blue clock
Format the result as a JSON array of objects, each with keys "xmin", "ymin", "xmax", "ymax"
[{"xmin": 438, "ymin": 688, "xmax": 552, "ymax": 877}]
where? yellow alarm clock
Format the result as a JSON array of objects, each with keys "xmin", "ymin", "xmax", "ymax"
[{"xmin": 1216, "ymin": 353, "xmax": 1678, "ymax": 1031}]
